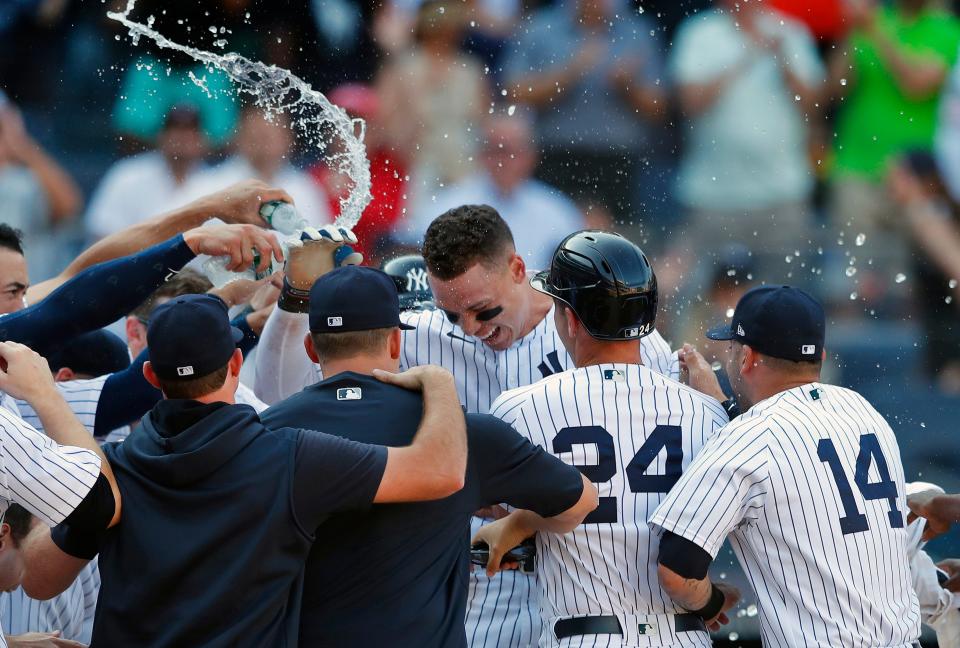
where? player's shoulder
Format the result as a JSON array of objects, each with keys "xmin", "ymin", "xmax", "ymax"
[
  {"xmin": 639, "ymin": 366, "xmax": 728, "ymax": 419},
  {"xmin": 56, "ymin": 375, "xmax": 109, "ymax": 396}
]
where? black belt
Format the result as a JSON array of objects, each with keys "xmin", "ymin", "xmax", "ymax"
[{"xmin": 554, "ymin": 614, "xmax": 706, "ymax": 639}]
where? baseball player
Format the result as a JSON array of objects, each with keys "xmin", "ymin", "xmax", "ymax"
[
  {"xmin": 253, "ymin": 206, "xmax": 677, "ymax": 646},
  {"xmin": 473, "ymin": 231, "xmax": 733, "ymax": 647},
  {"xmin": 650, "ymin": 285, "xmax": 921, "ymax": 647}
]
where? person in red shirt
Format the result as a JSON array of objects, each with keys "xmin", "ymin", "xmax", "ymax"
[{"xmin": 310, "ymin": 84, "xmax": 407, "ymax": 266}]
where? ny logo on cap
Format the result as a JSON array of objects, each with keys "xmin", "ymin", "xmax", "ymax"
[
  {"xmin": 737, "ymin": 323, "xmax": 746, "ymax": 336},
  {"xmin": 406, "ymin": 268, "xmax": 429, "ymax": 292},
  {"xmin": 801, "ymin": 344, "xmax": 816, "ymax": 355},
  {"xmin": 626, "ymin": 327, "xmax": 640, "ymax": 337},
  {"xmin": 177, "ymin": 366, "xmax": 195, "ymax": 377},
  {"xmin": 327, "ymin": 316, "xmax": 343, "ymax": 327}
]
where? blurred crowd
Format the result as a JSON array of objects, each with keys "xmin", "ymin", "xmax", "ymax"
[{"xmin": 1, "ymin": 0, "xmax": 960, "ymax": 395}]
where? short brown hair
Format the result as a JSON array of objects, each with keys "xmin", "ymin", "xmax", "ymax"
[
  {"xmin": 131, "ymin": 269, "xmax": 214, "ymax": 321},
  {"xmin": 157, "ymin": 364, "xmax": 230, "ymax": 399},
  {"xmin": 421, "ymin": 205, "xmax": 515, "ymax": 280},
  {"xmin": 310, "ymin": 328, "xmax": 393, "ymax": 363}
]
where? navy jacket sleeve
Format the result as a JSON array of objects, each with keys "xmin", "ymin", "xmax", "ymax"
[
  {"xmin": 470, "ymin": 414, "xmax": 584, "ymax": 518},
  {"xmin": 230, "ymin": 312, "xmax": 259, "ymax": 357},
  {"xmin": 95, "ymin": 349, "xmax": 160, "ymax": 438},
  {"xmin": 0, "ymin": 235, "xmax": 195, "ymax": 357}
]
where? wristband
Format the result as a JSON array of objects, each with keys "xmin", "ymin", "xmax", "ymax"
[
  {"xmin": 688, "ymin": 583, "xmax": 725, "ymax": 620},
  {"xmin": 278, "ymin": 277, "xmax": 312, "ymax": 313},
  {"xmin": 720, "ymin": 397, "xmax": 740, "ymax": 421}
]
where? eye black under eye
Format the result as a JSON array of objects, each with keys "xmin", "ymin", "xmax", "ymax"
[
  {"xmin": 476, "ymin": 306, "xmax": 503, "ymax": 322},
  {"xmin": 442, "ymin": 309, "xmax": 460, "ymax": 323}
]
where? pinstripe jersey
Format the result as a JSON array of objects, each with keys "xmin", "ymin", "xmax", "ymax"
[
  {"xmin": 0, "ymin": 399, "xmax": 102, "ymax": 648},
  {"xmin": 398, "ymin": 307, "xmax": 677, "ymax": 413},
  {"xmin": 489, "ymin": 363, "xmax": 727, "ymax": 647},
  {"xmin": 650, "ymin": 382, "xmax": 921, "ymax": 648},
  {"xmin": 397, "ymin": 307, "xmax": 676, "ymax": 648},
  {"xmin": 17, "ymin": 377, "xmax": 130, "ymax": 444}
]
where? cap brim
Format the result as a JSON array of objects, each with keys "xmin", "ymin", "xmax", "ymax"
[
  {"xmin": 399, "ymin": 322, "xmax": 415, "ymax": 330},
  {"xmin": 231, "ymin": 326, "xmax": 244, "ymax": 343},
  {"xmin": 705, "ymin": 323, "xmax": 735, "ymax": 341}
]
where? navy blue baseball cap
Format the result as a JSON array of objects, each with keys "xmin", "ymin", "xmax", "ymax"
[
  {"xmin": 706, "ymin": 285, "xmax": 825, "ymax": 362},
  {"xmin": 309, "ymin": 266, "xmax": 416, "ymax": 334},
  {"xmin": 147, "ymin": 294, "xmax": 243, "ymax": 380}
]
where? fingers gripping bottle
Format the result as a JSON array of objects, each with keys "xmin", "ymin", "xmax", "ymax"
[{"xmin": 202, "ymin": 201, "xmax": 307, "ymax": 287}]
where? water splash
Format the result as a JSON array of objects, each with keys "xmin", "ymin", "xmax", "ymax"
[{"xmin": 108, "ymin": 0, "xmax": 371, "ymax": 228}]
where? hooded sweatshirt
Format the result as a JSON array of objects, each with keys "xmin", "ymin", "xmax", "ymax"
[{"xmin": 89, "ymin": 399, "xmax": 386, "ymax": 648}]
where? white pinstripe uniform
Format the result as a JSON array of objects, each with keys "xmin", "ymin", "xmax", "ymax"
[
  {"xmin": 489, "ymin": 363, "xmax": 727, "ymax": 647},
  {"xmin": 17, "ymin": 377, "xmax": 130, "ymax": 444},
  {"xmin": 399, "ymin": 307, "xmax": 677, "ymax": 648},
  {"xmin": 0, "ymin": 559, "xmax": 99, "ymax": 643},
  {"xmin": 650, "ymin": 382, "xmax": 921, "ymax": 648},
  {"xmin": 252, "ymin": 304, "xmax": 676, "ymax": 647},
  {"xmin": 0, "ymin": 400, "xmax": 101, "ymax": 648}
]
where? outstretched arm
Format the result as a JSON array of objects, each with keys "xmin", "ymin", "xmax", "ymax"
[
  {"xmin": 28, "ymin": 180, "xmax": 292, "ymax": 303},
  {"xmin": 1, "ymin": 224, "xmax": 282, "ymax": 359}
]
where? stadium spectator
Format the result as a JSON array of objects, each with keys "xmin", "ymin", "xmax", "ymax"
[
  {"xmin": 504, "ymin": 0, "xmax": 667, "ymax": 220},
  {"xmin": 310, "ymin": 83, "xmax": 407, "ymax": 264},
  {"xmin": 172, "ymin": 106, "xmax": 331, "ymax": 227},
  {"xmin": 670, "ymin": 0, "xmax": 824, "ymax": 285},
  {"xmin": 376, "ymin": 0, "xmax": 487, "ymax": 220},
  {"xmin": 85, "ymin": 105, "xmax": 208, "ymax": 241},
  {"xmin": 829, "ymin": 0, "xmax": 960, "ymax": 272},
  {"xmin": 396, "ymin": 112, "xmax": 584, "ymax": 270},
  {"xmin": 0, "ymin": 100, "xmax": 81, "ymax": 280},
  {"xmin": 887, "ymin": 151, "xmax": 960, "ymax": 393}
]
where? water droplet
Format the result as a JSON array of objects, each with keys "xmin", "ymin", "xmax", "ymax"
[
  {"xmin": 950, "ymin": 279, "xmax": 957, "ymax": 289},
  {"xmin": 840, "ymin": 78, "xmax": 847, "ymax": 86},
  {"xmin": 727, "ymin": 269, "xmax": 737, "ymax": 277},
  {"xmin": 845, "ymin": 267, "xmax": 857, "ymax": 277},
  {"xmin": 729, "ymin": 633, "xmax": 740, "ymax": 641},
  {"xmin": 855, "ymin": 233, "xmax": 866, "ymax": 246},
  {"xmin": 947, "ymin": 296, "xmax": 954, "ymax": 304},
  {"xmin": 737, "ymin": 609, "xmax": 747, "ymax": 618},
  {"xmin": 921, "ymin": 422, "xmax": 927, "ymax": 428},
  {"xmin": 711, "ymin": 361, "xmax": 722, "ymax": 371},
  {"xmin": 500, "ymin": 88, "xmax": 507, "ymax": 97},
  {"xmin": 746, "ymin": 604, "xmax": 758, "ymax": 617},
  {"xmin": 895, "ymin": 273, "xmax": 906, "ymax": 283},
  {"xmin": 208, "ymin": 25, "xmax": 217, "ymax": 34},
  {"xmin": 507, "ymin": 104, "xmax": 516, "ymax": 116},
  {"xmin": 725, "ymin": 308, "xmax": 735, "ymax": 318},
  {"xmin": 850, "ymin": 292, "xmax": 858, "ymax": 300},
  {"xmin": 794, "ymin": 94, "xmax": 801, "ymax": 101},
  {"xmin": 785, "ymin": 255, "xmax": 793, "ymax": 263},
  {"xmin": 438, "ymin": 5, "xmax": 445, "ymax": 13}
]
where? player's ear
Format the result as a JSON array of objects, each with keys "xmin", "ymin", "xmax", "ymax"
[
  {"xmin": 229, "ymin": 349, "xmax": 243, "ymax": 375},
  {"xmin": 563, "ymin": 305, "xmax": 579, "ymax": 338},
  {"xmin": 125, "ymin": 316, "xmax": 145, "ymax": 346},
  {"xmin": 142, "ymin": 361, "xmax": 161, "ymax": 390},
  {"xmin": 508, "ymin": 254, "xmax": 526, "ymax": 283},
  {"xmin": 741, "ymin": 345, "xmax": 758, "ymax": 374},
  {"xmin": 303, "ymin": 333, "xmax": 320, "ymax": 364},
  {"xmin": 54, "ymin": 367, "xmax": 75, "ymax": 382},
  {"xmin": 388, "ymin": 328, "xmax": 402, "ymax": 360}
]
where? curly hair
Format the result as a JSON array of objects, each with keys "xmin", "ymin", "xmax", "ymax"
[{"xmin": 421, "ymin": 205, "xmax": 515, "ymax": 280}]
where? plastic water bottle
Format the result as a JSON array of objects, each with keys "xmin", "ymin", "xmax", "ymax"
[{"xmin": 203, "ymin": 201, "xmax": 304, "ymax": 287}]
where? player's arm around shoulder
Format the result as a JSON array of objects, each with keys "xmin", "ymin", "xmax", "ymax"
[{"xmin": 370, "ymin": 365, "xmax": 467, "ymax": 503}]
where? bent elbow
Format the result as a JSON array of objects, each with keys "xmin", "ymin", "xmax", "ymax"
[{"xmin": 433, "ymin": 470, "xmax": 466, "ymax": 499}]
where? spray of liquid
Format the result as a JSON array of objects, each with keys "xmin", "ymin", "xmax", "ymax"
[{"xmin": 107, "ymin": 0, "xmax": 372, "ymax": 228}]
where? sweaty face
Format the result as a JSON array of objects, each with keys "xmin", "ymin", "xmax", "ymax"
[
  {"xmin": 0, "ymin": 249, "xmax": 28, "ymax": 315},
  {"xmin": 429, "ymin": 261, "xmax": 527, "ymax": 351}
]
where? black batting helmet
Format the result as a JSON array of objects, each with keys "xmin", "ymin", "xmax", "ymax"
[
  {"xmin": 532, "ymin": 230, "xmax": 657, "ymax": 340},
  {"xmin": 381, "ymin": 255, "xmax": 434, "ymax": 311}
]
